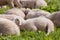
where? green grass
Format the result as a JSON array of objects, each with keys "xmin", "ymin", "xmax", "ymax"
[
  {"xmin": 0, "ymin": 29, "xmax": 60, "ymax": 40},
  {"xmin": 40, "ymin": 0, "xmax": 60, "ymax": 13},
  {"xmin": 0, "ymin": 0, "xmax": 60, "ymax": 40},
  {"xmin": 0, "ymin": 6, "xmax": 9, "ymax": 14}
]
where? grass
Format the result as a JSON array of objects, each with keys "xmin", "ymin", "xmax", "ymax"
[{"xmin": 0, "ymin": 0, "xmax": 60, "ymax": 40}]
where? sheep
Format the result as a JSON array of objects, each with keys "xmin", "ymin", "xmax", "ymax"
[
  {"xmin": 19, "ymin": 16, "xmax": 54, "ymax": 35},
  {"xmin": 20, "ymin": 0, "xmax": 47, "ymax": 8},
  {"xmin": 0, "ymin": 14, "xmax": 37, "ymax": 31},
  {"xmin": 5, "ymin": 8, "xmax": 25, "ymax": 19},
  {"xmin": 0, "ymin": 14, "xmax": 24, "ymax": 27},
  {"xmin": 36, "ymin": 0, "xmax": 47, "ymax": 8},
  {"xmin": 0, "ymin": 18, "xmax": 20, "ymax": 36},
  {"xmin": 20, "ymin": 8, "xmax": 31, "ymax": 15},
  {"xmin": 0, "ymin": 0, "xmax": 22, "ymax": 8},
  {"xmin": 48, "ymin": 11, "xmax": 60, "ymax": 27},
  {"xmin": 26, "ymin": 9, "xmax": 51, "ymax": 19},
  {"xmin": 20, "ymin": 0, "xmax": 36, "ymax": 9}
]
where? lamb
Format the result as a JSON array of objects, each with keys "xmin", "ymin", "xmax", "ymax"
[
  {"xmin": 19, "ymin": 0, "xmax": 47, "ymax": 8},
  {"xmin": 48, "ymin": 11, "xmax": 60, "ymax": 27},
  {"xmin": 26, "ymin": 9, "xmax": 51, "ymax": 19},
  {"xmin": 5, "ymin": 8, "xmax": 25, "ymax": 19},
  {"xmin": 0, "ymin": 14, "xmax": 24, "ymax": 27},
  {"xmin": 19, "ymin": 16, "xmax": 54, "ymax": 35},
  {"xmin": 0, "ymin": 18, "xmax": 20, "ymax": 36},
  {"xmin": 0, "ymin": 0, "xmax": 22, "ymax": 8},
  {"xmin": 0, "ymin": 14, "xmax": 37, "ymax": 31}
]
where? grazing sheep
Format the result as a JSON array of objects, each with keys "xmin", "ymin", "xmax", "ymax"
[
  {"xmin": 48, "ymin": 11, "xmax": 60, "ymax": 26},
  {"xmin": 0, "ymin": 0, "xmax": 22, "ymax": 8},
  {"xmin": 0, "ymin": 18, "xmax": 20, "ymax": 36},
  {"xmin": 5, "ymin": 8, "xmax": 25, "ymax": 18},
  {"xmin": 19, "ymin": 16, "xmax": 54, "ymax": 35},
  {"xmin": 20, "ymin": 0, "xmax": 36, "ymax": 9},
  {"xmin": 26, "ymin": 9, "xmax": 51, "ymax": 19},
  {"xmin": 20, "ymin": 0, "xmax": 47, "ymax": 8}
]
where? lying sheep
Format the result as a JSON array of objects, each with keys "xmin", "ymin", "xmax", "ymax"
[
  {"xmin": 20, "ymin": 0, "xmax": 36, "ymax": 9},
  {"xmin": 5, "ymin": 8, "xmax": 25, "ymax": 18},
  {"xmin": 26, "ymin": 9, "xmax": 51, "ymax": 19},
  {"xmin": 0, "ymin": 14, "xmax": 37, "ymax": 31},
  {"xmin": 0, "ymin": 18, "xmax": 20, "ymax": 36},
  {"xmin": 0, "ymin": 14, "xmax": 23, "ymax": 28},
  {"xmin": 20, "ymin": 0, "xmax": 47, "ymax": 8},
  {"xmin": 48, "ymin": 11, "xmax": 60, "ymax": 27},
  {"xmin": 0, "ymin": 0, "xmax": 22, "ymax": 8},
  {"xmin": 19, "ymin": 16, "xmax": 54, "ymax": 35}
]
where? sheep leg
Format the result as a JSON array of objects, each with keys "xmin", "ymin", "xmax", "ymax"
[
  {"xmin": 14, "ymin": 0, "xmax": 22, "ymax": 8},
  {"xmin": 8, "ymin": 0, "xmax": 14, "ymax": 8},
  {"xmin": 46, "ymin": 28, "xmax": 51, "ymax": 36},
  {"xmin": 46, "ymin": 27, "xmax": 54, "ymax": 36}
]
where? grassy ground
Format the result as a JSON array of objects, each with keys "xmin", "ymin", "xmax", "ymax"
[{"xmin": 0, "ymin": 0, "xmax": 60, "ymax": 40}]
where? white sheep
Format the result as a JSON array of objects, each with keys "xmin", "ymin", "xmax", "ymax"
[
  {"xmin": 0, "ymin": 14, "xmax": 24, "ymax": 28},
  {"xmin": 26, "ymin": 9, "xmax": 51, "ymax": 19},
  {"xmin": 19, "ymin": 16, "xmax": 54, "ymax": 35},
  {"xmin": 0, "ymin": 0, "xmax": 22, "ymax": 8},
  {"xmin": 20, "ymin": 0, "xmax": 47, "ymax": 8},
  {"xmin": 20, "ymin": 0, "xmax": 36, "ymax": 9},
  {"xmin": 5, "ymin": 8, "xmax": 25, "ymax": 18},
  {"xmin": 0, "ymin": 18, "xmax": 20, "ymax": 36},
  {"xmin": 0, "ymin": 14, "xmax": 37, "ymax": 31}
]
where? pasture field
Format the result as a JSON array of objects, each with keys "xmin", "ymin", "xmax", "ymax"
[{"xmin": 0, "ymin": 0, "xmax": 60, "ymax": 40}]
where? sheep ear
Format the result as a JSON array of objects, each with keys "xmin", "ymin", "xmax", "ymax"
[
  {"xmin": 13, "ymin": 17, "xmax": 22, "ymax": 25},
  {"xmin": 16, "ymin": 18, "xmax": 22, "ymax": 25}
]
